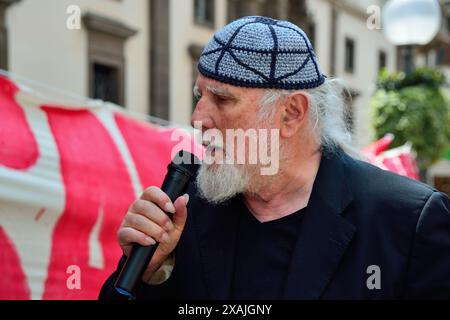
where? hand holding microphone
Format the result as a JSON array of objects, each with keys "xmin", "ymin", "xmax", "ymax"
[
  {"xmin": 117, "ymin": 187, "xmax": 188, "ymax": 281},
  {"xmin": 114, "ymin": 151, "xmax": 199, "ymax": 297}
]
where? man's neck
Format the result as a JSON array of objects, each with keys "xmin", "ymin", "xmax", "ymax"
[{"xmin": 243, "ymin": 148, "xmax": 322, "ymax": 223}]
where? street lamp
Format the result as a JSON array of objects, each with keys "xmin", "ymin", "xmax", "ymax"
[{"xmin": 383, "ymin": 0, "xmax": 442, "ymax": 74}]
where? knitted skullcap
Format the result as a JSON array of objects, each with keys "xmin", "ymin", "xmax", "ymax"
[{"xmin": 198, "ymin": 16, "xmax": 326, "ymax": 90}]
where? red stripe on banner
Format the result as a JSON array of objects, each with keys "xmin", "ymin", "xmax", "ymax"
[
  {"xmin": 114, "ymin": 114, "xmax": 202, "ymax": 188},
  {"xmin": 0, "ymin": 76, "xmax": 39, "ymax": 170},
  {"xmin": 42, "ymin": 108, "xmax": 135, "ymax": 300},
  {"xmin": 114, "ymin": 114, "xmax": 174, "ymax": 187},
  {"xmin": 0, "ymin": 227, "xmax": 31, "ymax": 300}
]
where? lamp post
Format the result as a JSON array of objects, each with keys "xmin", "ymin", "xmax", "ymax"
[{"xmin": 382, "ymin": 0, "xmax": 442, "ymax": 74}]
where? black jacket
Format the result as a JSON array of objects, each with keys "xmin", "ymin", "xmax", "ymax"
[{"xmin": 100, "ymin": 150, "xmax": 450, "ymax": 300}]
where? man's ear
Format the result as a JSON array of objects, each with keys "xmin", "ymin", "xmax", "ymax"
[{"xmin": 280, "ymin": 92, "xmax": 309, "ymax": 138}]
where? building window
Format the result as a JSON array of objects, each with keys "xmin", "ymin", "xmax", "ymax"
[
  {"xmin": 194, "ymin": 0, "xmax": 215, "ymax": 28},
  {"xmin": 0, "ymin": 5, "xmax": 7, "ymax": 70},
  {"xmin": 345, "ymin": 37, "xmax": 355, "ymax": 74},
  {"xmin": 192, "ymin": 60, "xmax": 199, "ymax": 112},
  {"xmin": 0, "ymin": 0, "xmax": 21, "ymax": 70},
  {"xmin": 228, "ymin": 0, "xmax": 266, "ymax": 22},
  {"xmin": 83, "ymin": 13, "xmax": 136, "ymax": 107},
  {"xmin": 308, "ymin": 23, "xmax": 316, "ymax": 50},
  {"xmin": 188, "ymin": 44, "xmax": 203, "ymax": 111},
  {"xmin": 378, "ymin": 50, "xmax": 387, "ymax": 72},
  {"xmin": 93, "ymin": 63, "xmax": 120, "ymax": 104},
  {"xmin": 436, "ymin": 46, "xmax": 446, "ymax": 66}
]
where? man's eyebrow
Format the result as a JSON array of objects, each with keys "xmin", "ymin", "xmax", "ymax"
[
  {"xmin": 205, "ymin": 85, "xmax": 235, "ymax": 97},
  {"xmin": 193, "ymin": 84, "xmax": 236, "ymax": 100}
]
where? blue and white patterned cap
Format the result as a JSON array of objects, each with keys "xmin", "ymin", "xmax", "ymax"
[{"xmin": 198, "ymin": 16, "xmax": 326, "ymax": 90}]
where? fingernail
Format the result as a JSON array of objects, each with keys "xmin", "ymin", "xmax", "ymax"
[
  {"xmin": 184, "ymin": 194, "xmax": 190, "ymax": 205},
  {"xmin": 145, "ymin": 237, "xmax": 156, "ymax": 245},
  {"xmin": 161, "ymin": 233, "xmax": 170, "ymax": 244},
  {"xmin": 165, "ymin": 202, "xmax": 176, "ymax": 214}
]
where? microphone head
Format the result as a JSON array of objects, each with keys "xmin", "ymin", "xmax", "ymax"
[{"xmin": 171, "ymin": 150, "xmax": 201, "ymax": 178}]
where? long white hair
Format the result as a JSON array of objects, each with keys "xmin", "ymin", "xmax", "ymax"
[{"xmin": 259, "ymin": 78, "xmax": 360, "ymax": 157}]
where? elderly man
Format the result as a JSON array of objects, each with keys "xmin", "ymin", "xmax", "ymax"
[{"xmin": 100, "ymin": 16, "xmax": 450, "ymax": 300}]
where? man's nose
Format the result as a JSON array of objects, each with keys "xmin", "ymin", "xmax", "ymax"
[{"xmin": 191, "ymin": 100, "xmax": 214, "ymax": 129}]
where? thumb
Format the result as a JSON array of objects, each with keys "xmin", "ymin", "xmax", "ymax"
[{"xmin": 172, "ymin": 194, "xmax": 189, "ymax": 231}]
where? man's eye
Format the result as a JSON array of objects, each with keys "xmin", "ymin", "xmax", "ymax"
[{"xmin": 215, "ymin": 95, "xmax": 229, "ymax": 103}]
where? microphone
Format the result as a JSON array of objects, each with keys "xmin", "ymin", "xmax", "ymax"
[{"xmin": 114, "ymin": 150, "xmax": 200, "ymax": 298}]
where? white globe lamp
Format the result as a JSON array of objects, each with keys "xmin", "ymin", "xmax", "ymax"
[{"xmin": 383, "ymin": 0, "xmax": 442, "ymax": 73}]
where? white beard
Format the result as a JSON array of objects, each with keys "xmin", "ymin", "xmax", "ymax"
[{"xmin": 196, "ymin": 163, "xmax": 249, "ymax": 205}]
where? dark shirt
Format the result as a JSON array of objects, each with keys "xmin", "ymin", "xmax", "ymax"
[{"xmin": 231, "ymin": 206, "xmax": 305, "ymax": 300}]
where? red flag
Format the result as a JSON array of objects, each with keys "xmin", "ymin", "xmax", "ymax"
[{"xmin": 362, "ymin": 135, "xmax": 419, "ymax": 180}]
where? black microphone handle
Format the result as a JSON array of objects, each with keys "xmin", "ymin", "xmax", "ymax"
[
  {"xmin": 114, "ymin": 244, "xmax": 159, "ymax": 298},
  {"xmin": 114, "ymin": 165, "xmax": 193, "ymax": 298}
]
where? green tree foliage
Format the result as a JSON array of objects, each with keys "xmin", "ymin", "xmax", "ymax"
[{"xmin": 371, "ymin": 67, "xmax": 450, "ymax": 170}]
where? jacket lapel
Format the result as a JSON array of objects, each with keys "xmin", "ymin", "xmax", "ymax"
[{"xmin": 283, "ymin": 150, "xmax": 356, "ymax": 299}]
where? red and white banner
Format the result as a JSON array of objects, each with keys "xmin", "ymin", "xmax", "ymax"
[
  {"xmin": 0, "ymin": 74, "xmax": 202, "ymax": 300},
  {"xmin": 362, "ymin": 134, "xmax": 420, "ymax": 180}
]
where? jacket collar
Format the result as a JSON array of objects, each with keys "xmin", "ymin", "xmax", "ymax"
[
  {"xmin": 193, "ymin": 149, "xmax": 356, "ymax": 300},
  {"xmin": 283, "ymin": 149, "xmax": 356, "ymax": 299}
]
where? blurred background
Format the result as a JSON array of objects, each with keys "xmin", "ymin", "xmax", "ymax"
[{"xmin": 0, "ymin": 0, "xmax": 449, "ymax": 300}]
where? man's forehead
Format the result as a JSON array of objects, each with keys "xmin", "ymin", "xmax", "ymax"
[{"xmin": 195, "ymin": 75, "xmax": 261, "ymax": 97}]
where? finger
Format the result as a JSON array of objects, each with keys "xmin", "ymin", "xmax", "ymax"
[
  {"xmin": 117, "ymin": 227, "xmax": 156, "ymax": 247},
  {"xmin": 131, "ymin": 199, "xmax": 174, "ymax": 232},
  {"xmin": 124, "ymin": 213, "xmax": 171, "ymax": 244},
  {"xmin": 141, "ymin": 186, "xmax": 175, "ymax": 214},
  {"xmin": 173, "ymin": 194, "xmax": 189, "ymax": 230}
]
